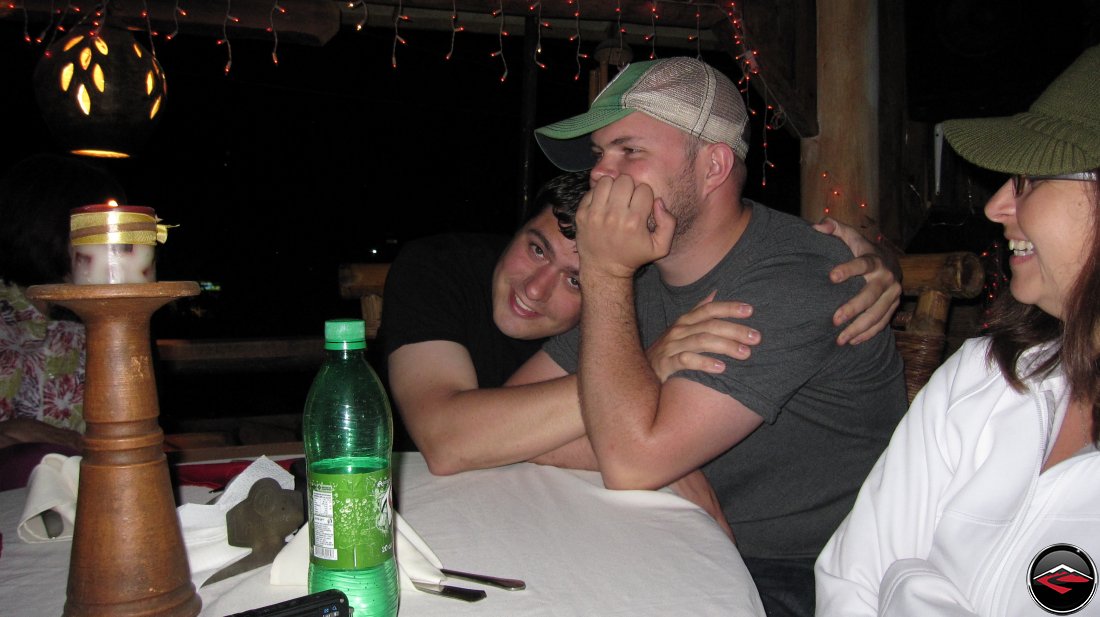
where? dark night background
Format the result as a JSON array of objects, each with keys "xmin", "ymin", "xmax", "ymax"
[
  {"xmin": 0, "ymin": 7, "xmax": 783, "ymax": 429},
  {"xmin": 2, "ymin": 1, "xmax": 1096, "ymax": 338},
  {"xmin": 1, "ymin": 0, "xmax": 1096, "ymax": 428},
  {"xmin": 0, "ymin": 12, "xmax": 785, "ymax": 341}
]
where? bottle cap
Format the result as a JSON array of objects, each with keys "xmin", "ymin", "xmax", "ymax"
[{"xmin": 324, "ymin": 319, "xmax": 367, "ymax": 350}]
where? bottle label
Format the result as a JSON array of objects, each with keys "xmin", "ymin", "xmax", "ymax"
[{"xmin": 308, "ymin": 467, "xmax": 393, "ymax": 569}]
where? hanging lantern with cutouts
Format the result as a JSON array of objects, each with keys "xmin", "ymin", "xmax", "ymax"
[{"xmin": 33, "ymin": 24, "xmax": 167, "ymax": 159}]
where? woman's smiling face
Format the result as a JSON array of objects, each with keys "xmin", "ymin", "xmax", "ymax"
[{"xmin": 985, "ymin": 175, "xmax": 1096, "ymax": 319}]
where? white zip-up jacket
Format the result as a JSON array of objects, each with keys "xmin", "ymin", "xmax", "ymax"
[{"xmin": 816, "ymin": 337, "xmax": 1100, "ymax": 616}]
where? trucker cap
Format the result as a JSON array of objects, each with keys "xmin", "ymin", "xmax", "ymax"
[{"xmin": 535, "ymin": 57, "xmax": 750, "ymax": 171}]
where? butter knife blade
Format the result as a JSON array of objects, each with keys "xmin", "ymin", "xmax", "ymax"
[
  {"xmin": 440, "ymin": 568, "xmax": 527, "ymax": 590},
  {"xmin": 411, "ymin": 580, "xmax": 487, "ymax": 602}
]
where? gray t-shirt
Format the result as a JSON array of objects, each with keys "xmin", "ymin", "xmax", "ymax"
[{"xmin": 544, "ymin": 202, "xmax": 907, "ymax": 560}]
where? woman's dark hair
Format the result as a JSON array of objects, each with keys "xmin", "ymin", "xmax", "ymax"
[
  {"xmin": 985, "ymin": 168, "xmax": 1100, "ymax": 442},
  {"xmin": 0, "ymin": 154, "xmax": 126, "ymax": 287}
]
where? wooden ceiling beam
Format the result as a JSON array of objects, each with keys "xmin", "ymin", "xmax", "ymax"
[
  {"xmin": 3, "ymin": 1, "xmax": 740, "ymax": 47},
  {"xmin": 344, "ymin": 3, "xmax": 726, "ymax": 50},
  {"xmin": 356, "ymin": 1, "xmax": 731, "ymax": 28}
]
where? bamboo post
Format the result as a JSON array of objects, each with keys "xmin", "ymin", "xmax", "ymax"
[
  {"xmin": 800, "ymin": 0, "xmax": 880, "ymax": 239},
  {"xmin": 897, "ymin": 252, "xmax": 984, "ymax": 335}
]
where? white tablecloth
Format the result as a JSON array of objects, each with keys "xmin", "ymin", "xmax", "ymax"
[{"xmin": 0, "ymin": 451, "xmax": 764, "ymax": 616}]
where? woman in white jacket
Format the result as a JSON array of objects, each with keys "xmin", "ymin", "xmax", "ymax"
[{"xmin": 815, "ymin": 45, "xmax": 1100, "ymax": 616}]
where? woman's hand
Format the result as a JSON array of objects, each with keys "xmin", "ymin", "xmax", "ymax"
[{"xmin": 645, "ymin": 292, "xmax": 759, "ymax": 382}]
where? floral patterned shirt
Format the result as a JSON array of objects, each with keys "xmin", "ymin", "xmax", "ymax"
[{"xmin": 0, "ymin": 282, "xmax": 86, "ymax": 432}]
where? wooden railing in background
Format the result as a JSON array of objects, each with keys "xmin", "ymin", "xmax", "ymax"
[
  {"xmin": 155, "ymin": 336, "xmax": 323, "ymax": 374},
  {"xmin": 337, "ymin": 263, "xmax": 390, "ymax": 339},
  {"xmin": 894, "ymin": 252, "xmax": 985, "ymax": 402}
]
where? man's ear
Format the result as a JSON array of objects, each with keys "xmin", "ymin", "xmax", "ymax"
[{"xmin": 700, "ymin": 142, "xmax": 735, "ymax": 197}]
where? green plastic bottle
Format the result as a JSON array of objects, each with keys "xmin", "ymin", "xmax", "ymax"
[{"xmin": 303, "ymin": 319, "xmax": 399, "ymax": 617}]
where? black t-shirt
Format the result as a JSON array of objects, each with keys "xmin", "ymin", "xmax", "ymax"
[{"xmin": 379, "ymin": 233, "xmax": 543, "ymax": 388}]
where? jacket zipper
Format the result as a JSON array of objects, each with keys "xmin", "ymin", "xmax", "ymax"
[{"xmin": 971, "ymin": 385, "xmax": 1050, "ymax": 614}]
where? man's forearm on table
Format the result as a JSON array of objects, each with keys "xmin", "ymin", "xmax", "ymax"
[
  {"xmin": 528, "ymin": 435, "xmax": 600, "ymax": 470},
  {"xmin": 409, "ymin": 377, "xmax": 586, "ymax": 475},
  {"xmin": 577, "ymin": 274, "xmax": 664, "ymax": 488}
]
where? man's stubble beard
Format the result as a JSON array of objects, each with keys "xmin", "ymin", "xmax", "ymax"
[{"xmin": 664, "ymin": 159, "xmax": 701, "ymax": 245}]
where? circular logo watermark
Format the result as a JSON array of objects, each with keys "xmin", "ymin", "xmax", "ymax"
[{"xmin": 1028, "ymin": 544, "xmax": 1096, "ymax": 614}]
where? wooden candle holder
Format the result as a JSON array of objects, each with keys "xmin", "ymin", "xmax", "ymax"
[{"xmin": 26, "ymin": 282, "xmax": 201, "ymax": 617}]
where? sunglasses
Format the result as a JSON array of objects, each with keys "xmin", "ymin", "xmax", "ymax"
[{"xmin": 1011, "ymin": 171, "xmax": 1098, "ymax": 196}]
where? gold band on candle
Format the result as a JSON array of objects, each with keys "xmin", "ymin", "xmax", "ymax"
[
  {"xmin": 72, "ymin": 230, "xmax": 160, "ymax": 246},
  {"xmin": 71, "ymin": 210, "xmax": 156, "ymax": 231},
  {"xmin": 70, "ymin": 210, "xmax": 171, "ymax": 245}
]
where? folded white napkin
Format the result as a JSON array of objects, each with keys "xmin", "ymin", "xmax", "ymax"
[
  {"xmin": 270, "ymin": 512, "xmax": 444, "ymax": 590},
  {"xmin": 17, "ymin": 453, "xmax": 81, "ymax": 543},
  {"xmin": 177, "ymin": 456, "xmax": 296, "ymax": 587}
]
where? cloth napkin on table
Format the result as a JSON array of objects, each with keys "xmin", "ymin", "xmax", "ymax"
[
  {"xmin": 15, "ymin": 453, "xmax": 298, "ymax": 586},
  {"xmin": 270, "ymin": 512, "xmax": 445, "ymax": 590},
  {"xmin": 177, "ymin": 456, "xmax": 297, "ymax": 587},
  {"xmin": 17, "ymin": 453, "xmax": 81, "ymax": 542}
]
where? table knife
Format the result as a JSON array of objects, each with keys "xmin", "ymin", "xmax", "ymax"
[
  {"xmin": 410, "ymin": 580, "xmax": 487, "ymax": 602},
  {"xmin": 440, "ymin": 568, "xmax": 527, "ymax": 590}
]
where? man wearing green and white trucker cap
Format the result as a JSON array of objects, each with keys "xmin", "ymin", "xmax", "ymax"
[
  {"xmin": 513, "ymin": 56, "xmax": 908, "ymax": 617},
  {"xmin": 536, "ymin": 56, "xmax": 750, "ymax": 171}
]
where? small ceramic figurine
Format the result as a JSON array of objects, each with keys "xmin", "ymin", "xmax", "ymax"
[{"xmin": 204, "ymin": 478, "xmax": 305, "ymax": 586}]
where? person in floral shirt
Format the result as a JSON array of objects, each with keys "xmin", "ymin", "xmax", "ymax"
[
  {"xmin": 0, "ymin": 153, "xmax": 126, "ymax": 488},
  {"xmin": 0, "ymin": 282, "xmax": 86, "ymax": 434}
]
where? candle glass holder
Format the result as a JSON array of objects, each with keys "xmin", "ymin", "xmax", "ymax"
[{"xmin": 70, "ymin": 204, "xmax": 160, "ymax": 284}]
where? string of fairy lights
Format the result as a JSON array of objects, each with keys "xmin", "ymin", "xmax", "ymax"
[
  {"xmin": 11, "ymin": 0, "xmax": 787, "ymax": 185},
  {"xmin": 268, "ymin": 0, "xmax": 285, "ymax": 64},
  {"xmin": 391, "ymin": 0, "xmax": 406, "ymax": 68},
  {"xmin": 217, "ymin": 0, "xmax": 237, "ymax": 74},
  {"xmin": 140, "ymin": 0, "xmax": 156, "ymax": 56},
  {"xmin": 531, "ymin": 1, "xmax": 545, "ymax": 68},
  {"xmin": 166, "ymin": 1, "xmax": 186, "ymax": 40},
  {"xmin": 444, "ymin": 0, "xmax": 462, "ymax": 60},
  {"xmin": 570, "ymin": 0, "xmax": 585, "ymax": 79},
  {"xmin": 489, "ymin": 0, "xmax": 507, "ymax": 81}
]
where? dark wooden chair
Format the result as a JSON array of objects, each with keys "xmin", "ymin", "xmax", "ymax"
[
  {"xmin": 893, "ymin": 252, "xmax": 985, "ymax": 402},
  {"xmin": 338, "ymin": 263, "xmax": 391, "ymax": 339}
]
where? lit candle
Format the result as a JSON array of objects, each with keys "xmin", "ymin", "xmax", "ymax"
[{"xmin": 70, "ymin": 202, "xmax": 161, "ymax": 284}]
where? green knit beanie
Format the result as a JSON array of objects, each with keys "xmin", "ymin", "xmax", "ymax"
[{"xmin": 943, "ymin": 44, "xmax": 1100, "ymax": 175}]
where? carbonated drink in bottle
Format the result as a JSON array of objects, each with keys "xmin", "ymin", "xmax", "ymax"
[{"xmin": 303, "ymin": 319, "xmax": 398, "ymax": 617}]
